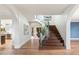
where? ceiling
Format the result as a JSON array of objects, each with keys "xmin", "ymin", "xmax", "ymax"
[
  {"xmin": 0, "ymin": 5, "xmax": 13, "ymax": 19},
  {"xmin": 71, "ymin": 8, "xmax": 79, "ymax": 19},
  {"xmin": 14, "ymin": 4, "xmax": 74, "ymax": 15},
  {"xmin": 0, "ymin": 4, "xmax": 75, "ymax": 20}
]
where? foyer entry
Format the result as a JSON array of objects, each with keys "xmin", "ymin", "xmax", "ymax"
[{"xmin": 21, "ymin": 25, "xmax": 64, "ymax": 50}]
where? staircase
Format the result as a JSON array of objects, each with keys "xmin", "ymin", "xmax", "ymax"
[
  {"xmin": 40, "ymin": 25, "xmax": 64, "ymax": 50},
  {"xmin": 49, "ymin": 25, "xmax": 64, "ymax": 46}
]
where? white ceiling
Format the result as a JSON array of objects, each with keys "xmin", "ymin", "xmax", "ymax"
[
  {"xmin": 0, "ymin": 4, "xmax": 75, "ymax": 20},
  {"xmin": 14, "ymin": 4, "xmax": 74, "ymax": 15},
  {"xmin": 0, "ymin": 5, "xmax": 13, "ymax": 19},
  {"xmin": 72, "ymin": 8, "xmax": 79, "ymax": 19}
]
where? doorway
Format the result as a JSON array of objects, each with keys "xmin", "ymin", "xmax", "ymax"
[
  {"xmin": 70, "ymin": 22, "xmax": 79, "ymax": 50},
  {"xmin": 0, "ymin": 19, "xmax": 13, "ymax": 49}
]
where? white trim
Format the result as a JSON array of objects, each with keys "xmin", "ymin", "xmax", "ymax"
[
  {"xmin": 70, "ymin": 38, "xmax": 79, "ymax": 40},
  {"xmin": 71, "ymin": 19, "xmax": 79, "ymax": 22},
  {"xmin": 14, "ymin": 38, "xmax": 30, "ymax": 49},
  {"xmin": 66, "ymin": 18, "xmax": 71, "ymax": 49}
]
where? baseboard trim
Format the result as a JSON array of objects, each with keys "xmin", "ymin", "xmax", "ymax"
[
  {"xmin": 70, "ymin": 38, "xmax": 79, "ymax": 40},
  {"xmin": 71, "ymin": 40, "xmax": 79, "ymax": 42},
  {"xmin": 14, "ymin": 39, "xmax": 31, "ymax": 49}
]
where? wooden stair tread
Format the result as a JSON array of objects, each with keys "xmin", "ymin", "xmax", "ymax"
[
  {"xmin": 44, "ymin": 40, "xmax": 60, "ymax": 42},
  {"xmin": 39, "ymin": 46, "xmax": 64, "ymax": 50},
  {"xmin": 48, "ymin": 37, "xmax": 58, "ymax": 39},
  {"xmin": 43, "ymin": 46, "xmax": 64, "ymax": 48},
  {"xmin": 43, "ymin": 44, "xmax": 63, "ymax": 46},
  {"xmin": 43, "ymin": 41, "xmax": 60, "ymax": 43},
  {"xmin": 43, "ymin": 42, "xmax": 62, "ymax": 45},
  {"xmin": 40, "ymin": 25, "xmax": 64, "ymax": 49}
]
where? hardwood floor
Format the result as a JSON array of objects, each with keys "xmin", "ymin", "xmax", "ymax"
[{"xmin": 0, "ymin": 39, "xmax": 79, "ymax": 55}]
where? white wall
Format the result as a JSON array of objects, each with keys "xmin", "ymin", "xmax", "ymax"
[
  {"xmin": 66, "ymin": 18, "xmax": 71, "ymax": 49},
  {"xmin": 12, "ymin": 13, "xmax": 31, "ymax": 48},
  {"xmin": 53, "ymin": 15, "xmax": 70, "ymax": 49},
  {"xmin": 18, "ymin": 14, "xmax": 31, "ymax": 48},
  {"xmin": 49, "ymin": 16, "xmax": 55, "ymax": 25},
  {"xmin": 38, "ymin": 15, "xmax": 66, "ymax": 41},
  {"xmin": 62, "ymin": 5, "xmax": 79, "ymax": 49},
  {"xmin": 54, "ymin": 15, "xmax": 67, "ymax": 40},
  {"xmin": 46, "ymin": 15, "xmax": 71, "ymax": 49},
  {"xmin": 12, "ymin": 17, "xmax": 20, "ymax": 48},
  {"xmin": 10, "ymin": 6, "xmax": 31, "ymax": 48}
]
